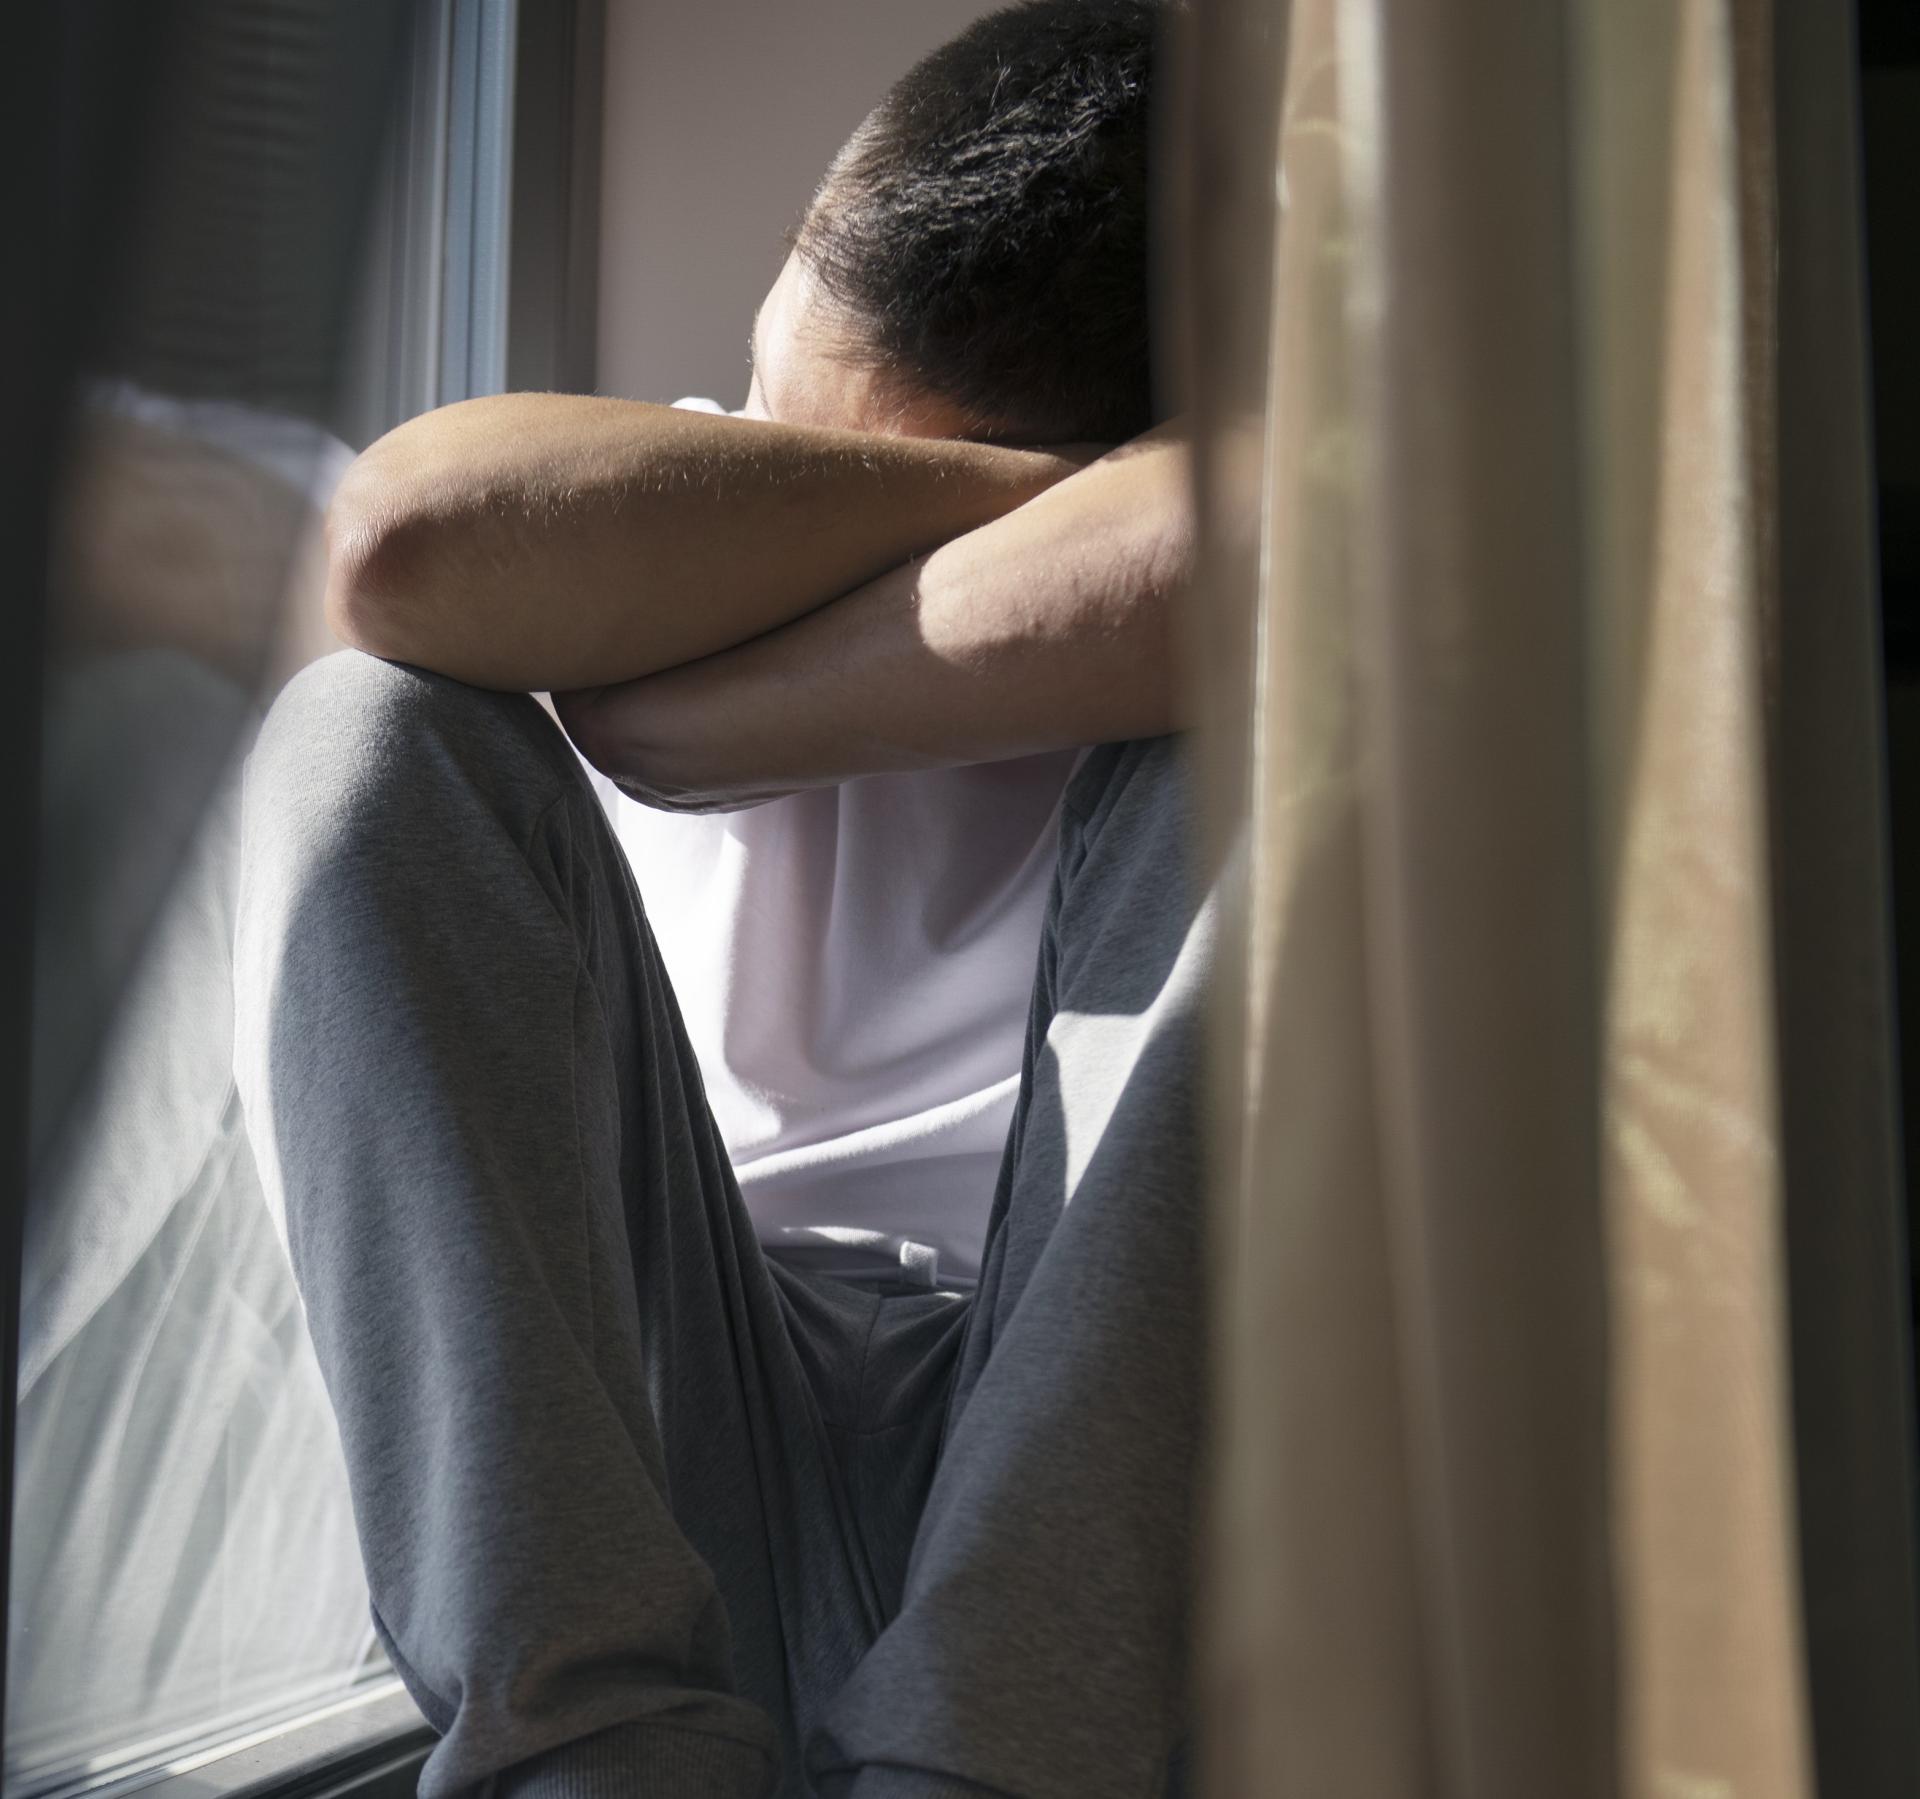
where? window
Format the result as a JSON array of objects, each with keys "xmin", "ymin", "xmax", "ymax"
[{"xmin": 5, "ymin": 5, "xmax": 599, "ymax": 1795}]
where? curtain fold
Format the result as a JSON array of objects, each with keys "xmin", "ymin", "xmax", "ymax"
[{"xmin": 1184, "ymin": 0, "xmax": 1920, "ymax": 1791}]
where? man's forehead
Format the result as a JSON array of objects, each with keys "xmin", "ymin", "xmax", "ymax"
[
  {"xmin": 748, "ymin": 260, "xmax": 797, "ymax": 387},
  {"xmin": 747, "ymin": 251, "xmax": 817, "ymax": 419},
  {"xmin": 741, "ymin": 248, "xmax": 972, "ymax": 441}
]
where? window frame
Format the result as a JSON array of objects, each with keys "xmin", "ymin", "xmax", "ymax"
[
  {"xmin": 334, "ymin": 0, "xmax": 602, "ymax": 451},
  {"xmin": 56, "ymin": 1689, "xmax": 432, "ymax": 1799}
]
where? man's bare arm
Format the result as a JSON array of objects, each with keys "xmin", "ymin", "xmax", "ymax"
[
  {"xmin": 554, "ymin": 429, "xmax": 1191, "ymax": 811},
  {"xmin": 324, "ymin": 394, "xmax": 1082, "ymax": 692}
]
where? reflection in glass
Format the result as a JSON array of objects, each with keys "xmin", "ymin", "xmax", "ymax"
[
  {"xmin": 12, "ymin": 403, "xmax": 379, "ymax": 1799},
  {"xmin": 8, "ymin": 4, "xmax": 410, "ymax": 1792}
]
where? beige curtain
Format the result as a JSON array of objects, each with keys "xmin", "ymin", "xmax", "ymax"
[{"xmin": 1180, "ymin": 0, "xmax": 1920, "ymax": 1793}]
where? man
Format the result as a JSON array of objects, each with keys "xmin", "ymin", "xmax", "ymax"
[{"xmin": 233, "ymin": 3, "xmax": 1209, "ymax": 1795}]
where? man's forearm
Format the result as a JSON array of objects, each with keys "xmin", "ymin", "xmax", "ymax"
[
  {"xmin": 555, "ymin": 431, "xmax": 1192, "ymax": 810},
  {"xmin": 322, "ymin": 394, "xmax": 1081, "ymax": 692}
]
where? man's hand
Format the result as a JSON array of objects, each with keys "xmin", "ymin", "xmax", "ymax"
[
  {"xmin": 324, "ymin": 394, "xmax": 1084, "ymax": 692},
  {"xmin": 554, "ymin": 425, "xmax": 1193, "ymax": 811}
]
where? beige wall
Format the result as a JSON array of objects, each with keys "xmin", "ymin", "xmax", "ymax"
[{"xmin": 595, "ymin": 0, "xmax": 1000, "ymax": 408}]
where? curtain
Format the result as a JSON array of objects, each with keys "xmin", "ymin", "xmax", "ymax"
[{"xmin": 1181, "ymin": 0, "xmax": 1920, "ymax": 1793}]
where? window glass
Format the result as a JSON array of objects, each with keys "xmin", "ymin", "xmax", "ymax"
[{"xmin": 6, "ymin": 4, "xmax": 514, "ymax": 1792}]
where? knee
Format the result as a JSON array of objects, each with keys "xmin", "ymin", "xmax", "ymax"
[
  {"xmin": 249, "ymin": 651, "xmax": 575, "ymax": 842},
  {"xmin": 259, "ymin": 649, "xmax": 543, "ymax": 774}
]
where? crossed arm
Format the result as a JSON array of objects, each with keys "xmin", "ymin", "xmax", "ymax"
[{"xmin": 326, "ymin": 394, "xmax": 1191, "ymax": 810}]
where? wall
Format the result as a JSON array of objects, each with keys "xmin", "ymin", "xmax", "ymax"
[{"xmin": 595, "ymin": 0, "xmax": 1000, "ymax": 408}]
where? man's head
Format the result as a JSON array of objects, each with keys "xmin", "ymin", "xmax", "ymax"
[{"xmin": 743, "ymin": 0, "xmax": 1161, "ymax": 445}]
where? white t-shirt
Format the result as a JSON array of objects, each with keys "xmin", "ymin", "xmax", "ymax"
[
  {"xmin": 580, "ymin": 395, "xmax": 1080, "ymax": 1290},
  {"xmin": 582, "ymin": 753, "xmax": 1081, "ymax": 1291}
]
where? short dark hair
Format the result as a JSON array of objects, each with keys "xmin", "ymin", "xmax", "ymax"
[{"xmin": 797, "ymin": 0, "xmax": 1162, "ymax": 444}]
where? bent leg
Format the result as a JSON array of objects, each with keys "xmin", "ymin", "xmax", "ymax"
[
  {"xmin": 809, "ymin": 737, "xmax": 1212, "ymax": 1799},
  {"xmin": 234, "ymin": 653, "xmax": 891, "ymax": 1799}
]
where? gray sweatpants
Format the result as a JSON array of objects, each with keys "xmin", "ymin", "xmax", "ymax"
[{"xmin": 232, "ymin": 651, "xmax": 1211, "ymax": 1799}]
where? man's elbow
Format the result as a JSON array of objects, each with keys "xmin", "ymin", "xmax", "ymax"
[
  {"xmin": 551, "ymin": 686, "xmax": 625, "ymax": 777},
  {"xmin": 554, "ymin": 688, "xmax": 685, "ymax": 807},
  {"xmin": 321, "ymin": 458, "xmax": 429, "ymax": 661}
]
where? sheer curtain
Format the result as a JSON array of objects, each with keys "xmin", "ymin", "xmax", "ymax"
[{"xmin": 1181, "ymin": 0, "xmax": 1920, "ymax": 1793}]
